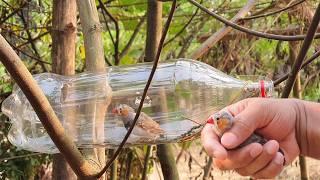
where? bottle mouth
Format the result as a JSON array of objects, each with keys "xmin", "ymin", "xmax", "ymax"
[{"xmin": 234, "ymin": 75, "xmax": 274, "ymax": 98}]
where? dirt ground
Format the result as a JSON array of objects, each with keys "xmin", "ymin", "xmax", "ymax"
[{"xmin": 149, "ymin": 140, "xmax": 320, "ymax": 180}]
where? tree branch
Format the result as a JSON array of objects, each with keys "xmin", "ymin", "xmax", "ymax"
[
  {"xmin": 6, "ymin": 39, "xmax": 51, "ymax": 65},
  {"xmin": 197, "ymin": 26, "xmax": 317, "ymax": 42},
  {"xmin": 0, "ymin": 1, "xmax": 28, "ymax": 24},
  {"xmin": 141, "ymin": 146, "xmax": 152, "ymax": 180},
  {"xmin": 164, "ymin": 2, "xmax": 200, "ymax": 47},
  {"xmin": 274, "ymin": 49, "xmax": 320, "ymax": 86},
  {"xmin": 190, "ymin": 0, "xmax": 256, "ymax": 59},
  {"xmin": 242, "ymin": 0, "xmax": 306, "ymax": 20},
  {"xmin": 0, "ymin": 34, "xmax": 97, "ymax": 179},
  {"xmin": 18, "ymin": 10, "xmax": 48, "ymax": 72},
  {"xmin": 16, "ymin": 31, "xmax": 50, "ymax": 49},
  {"xmin": 98, "ymin": 0, "xmax": 120, "ymax": 65},
  {"xmin": 187, "ymin": 0, "xmax": 320, "ymax": 41},
  {"xmin": 281, "ymin": 3, "xmax": 320, "ymax": 97},
  {"xmin": 119, "ymin": 16, "xmax": 146, "ymax": 60}
]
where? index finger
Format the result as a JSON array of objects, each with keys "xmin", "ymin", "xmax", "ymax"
[{"xmin": 201, "ymin": 124, "xmax": 228, "ymax": 160}]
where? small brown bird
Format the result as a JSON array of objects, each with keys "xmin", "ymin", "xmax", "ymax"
[
  {"xmin": 208, "ymin": 111, "xmax": 267, "ymax": 148},
  {"xmin": 112, "ymin": 104, "xmax": 165, "ymax": 138}
]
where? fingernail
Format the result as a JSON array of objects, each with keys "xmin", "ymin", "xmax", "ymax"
[
  {"xmin": 274, "ymin": 152, "xmax": 284, "ymax": 165},
  {"xmin": 266, "ymin": 141, "xmax": 278, "ymax": 155},
  {"xmin": 221, "ymin": 133, "xmax": 237, "ymax": 148},
  {"xmin": 213, "ymin": 150, "xmax": 226, "ymax": 160},
  {"xmin": 250, "ymin": 145, "xmax": 262, "ymax": 158}
]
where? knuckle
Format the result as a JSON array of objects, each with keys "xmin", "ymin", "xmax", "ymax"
[{"xmin": 233, "ymin": 118, "xmax": 254, "ymax": 133}]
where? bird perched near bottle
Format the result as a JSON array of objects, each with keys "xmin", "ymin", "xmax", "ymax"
[
  {"xmin": 207, "ymin": 111, "xmax": 267, "ymax": 148},
  {"xmin": 112, "ymin": 104, "xmax": 165, "ymax": 139}
]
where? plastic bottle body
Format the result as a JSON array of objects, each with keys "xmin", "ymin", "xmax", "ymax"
[{"xmin": 2, "ymin": 59, "xmax": 273, "ymax": 153}]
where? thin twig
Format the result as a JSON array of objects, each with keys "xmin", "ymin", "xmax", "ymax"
[
  {"xmin": 99, "ymin": 0, "xmax": 120, "ymax": 65},
  {"xmin": 247, "ymin": 1, "xmax": 276, "ymax": 17},
  {"xmin": 274, "ymin": 49, "xmax": 320, "ymax": 86},
  {"xmin": 281, "ymin": 3, "xmax": 320, "ymax": 97},
  {"xmin": 0, "ymin": 1, "xmax": 28, "ymax": 24},
  {"xmin": 101, "ymin": 11, "xmax": 115, "ymax": 46},
  {"xmin": 18, "ymin": 10, "xmax": 48, "ymax": 72},
  {"xmin": 0, "ymin": 152, "xmax": 43, "ymax": 162},
  {"xmin": 202, "ymin": 157, "xmax": 213, "ymax": 180},
  {"xmin": 119, "ymin": 15, "xmax": 146, "ymax": 59},
  {"xmin": 187, "ymin": 0, "xmax": 320, "ymax": 41},
  {"xmin": 96, "ymin": 0, "xmax": 177, "ymax": 177},
  {"xmin": 125, "ymin": 151, "xmax": 133, "ymax": 180},
  {"xmin": 302, "ymin": 69, "xmax": 320, "ymax": 91},
  {"xmin": 190, "ymin": 0, "xmax": 256, "ymax": 59},
  {"xmin": 242, "ymin": 0, "xmax": 306, "ymax": 20},
  {"xmin": 141, "ymin": 145, "xmax": 152, "ymax": 180},
  {"xmin": 1, "ymin": 26, "xmax": 51, "ymax": 32},
  {"xmin": 164, "ymin": 2, "xmax": 200, "ymax": 47},
  {"xmin": 6, "ymin": 39, "xmax": 51, "ymax": 65},
  {"xmin": 16, "ymin": 31, "xmax": 50, "ymax": 48}
]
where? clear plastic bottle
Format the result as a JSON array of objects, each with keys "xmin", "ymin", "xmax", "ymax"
[{"xmin": 2, "ymin": 59, "xmax": 273, "ymax": 153}]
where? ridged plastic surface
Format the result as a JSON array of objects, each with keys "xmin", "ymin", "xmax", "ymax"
[{"xmin": 2, "ymin": 59, "xmax": 273, "ymax": 153}]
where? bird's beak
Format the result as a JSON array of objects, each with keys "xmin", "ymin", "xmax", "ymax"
[
  {"xmin": 112, "ymin": 108, "xmax": 119, "ymax": 115},
  {"xmin": 207, "ymin": 116, "xmax": 214, "ymax": 124}
]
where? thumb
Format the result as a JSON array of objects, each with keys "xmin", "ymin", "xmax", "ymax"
[{"xmin": 221, "ymin": 99, "xmax": 261, "ymax": 149}]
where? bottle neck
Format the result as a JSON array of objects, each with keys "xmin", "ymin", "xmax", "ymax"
[
  {"xmin": 260, "ymin": 80, "xmax": 267, "ymax": 98},
  {"xmin": 242, "ymin": 80, "xmax": 274, "ymax": 98}
]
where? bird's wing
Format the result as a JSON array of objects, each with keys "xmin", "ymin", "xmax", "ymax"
[{"xmin": 137, "ymin": 112, "xmax": 165, "ymax": 134}]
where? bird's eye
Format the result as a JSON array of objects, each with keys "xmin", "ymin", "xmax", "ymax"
[{"xmin": 119, "ymin": 108, "xmax": 122, "ymax": 113}]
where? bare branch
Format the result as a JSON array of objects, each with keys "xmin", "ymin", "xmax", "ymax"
[
  {"xmin": 98, "ymin": 0, "xmax": 120, "ymax": 65},
  {"xmin": 190, "ymin": 0, "xmax": 256, "ymax": 59},
  {"xmin": 164, "ymin": 2, "xmax": 200, "ymax": 47},
  {"xmin": 119, "ymin": 16, "xmax": 146, "ymax": 60},
  {"xmin": 281, "ymin": 3, "xmax": 320, "ymax": 97},
  {"xmin": 187, "ymin": 0, "xmax": 320, "ymax": 41},
  {"xmin": 19, "ymin": 11, "xmax": 48, "ymax": 72},
  {"xmin": 274, "ymin": 49, "xmax": 320, "ymax": 86},
  {"xmin": 0, "ymin": 1, "xmax": 28, "ymax": 24},
  {"xmin": 0, "ymin": 153, "xmax": 43, "ymax": 162},
  {"xmin": 16, "ymin": 31, "xmax": 50, "ymax": 49},
  {"xmin": 0, "ymin": 34, "xmax": 97, "ymax": 179},
  {"xmin": 242, "ymin": 0, "xmax": 306, "ymax": 20}
]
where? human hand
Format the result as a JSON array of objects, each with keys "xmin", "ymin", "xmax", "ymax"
[{"xmin": 201, "ymin": 98, "xmax": 302, "ymax": 178}]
